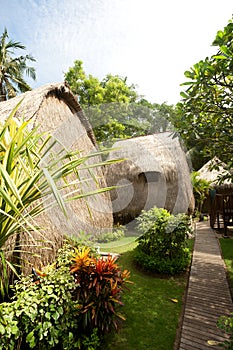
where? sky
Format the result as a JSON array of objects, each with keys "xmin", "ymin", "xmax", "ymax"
[{"xmin": 0, "ymin": 0, "xmax": 232, "ymax": 104}]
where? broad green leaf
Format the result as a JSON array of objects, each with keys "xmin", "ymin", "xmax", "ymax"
[
  {"xmin": 180, "ymin": 91, "xmax": 189, "ymax": 99},
  {"xmin": 0, "ymin": 324, "xmax": 5, "ymax": 335},
  {"xmin": 26, "ymin": 330, "xmax": 35, "ymax": 346},
  {"xmin": 0, "ymin": 164, "xmax": 23, "ymax": 206},
  {"xmin": 11, "ymin": 325, "xmax": 19, "ymax": 335},
  {"xmin": 65, "ymin": 186, "xmax": 116, "ymax": 201},
  {"xmin": 0, "ymin": 186, "xmax": 20, "ymax": 214},
  {"xmin": 220, "ymin": 45, "xmax": 231, "ymax": 56},
  {"xmin": 213, "ymin": 54, "xmax": 227, "ymax": 60},
  {"xmin": 42, "ymin": 168, "xmax": 67, "ymax": 217}
]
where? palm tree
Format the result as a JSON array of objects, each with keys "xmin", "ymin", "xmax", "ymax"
[{"xmin": 0, "ymin": 28, "xmax": 36, "ymax": 101}]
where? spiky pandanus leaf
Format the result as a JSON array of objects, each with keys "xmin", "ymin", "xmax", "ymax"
[{"xmin": 0, "ymin": 105, "xmax": 115, "ymax": 301}]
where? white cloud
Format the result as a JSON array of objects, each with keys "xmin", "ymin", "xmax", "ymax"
[{"xmin": 0, "ymin": 0, "xmax": 232, "ymax": 103}]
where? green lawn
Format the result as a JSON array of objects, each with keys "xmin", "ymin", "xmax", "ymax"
[
  {"xmin": 100, "ymin": 238, "xmax": 193, "ymax": 350},
  {"xmin": 219, "ymin": 238, "xmax": 233, "ymax": 289},
  {"xmin": 99, "ymin": 236, "xmax": 138, "ymax": 254}
]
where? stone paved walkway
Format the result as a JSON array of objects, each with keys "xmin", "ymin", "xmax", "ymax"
[{"xmin": 179, "ymin": 221, "xmax": 233, "ymax": 349}]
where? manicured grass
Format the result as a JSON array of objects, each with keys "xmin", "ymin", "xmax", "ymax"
[
  {"xmin": 98, "ymin": 236, "xmax": 138, "ymax": 254},
  {"xmin": 101, "ymin": 239, "xmax": 194, "ymax": 350},
  {"xmin": 219, "ymin": 238, "xmax": 233, "ymax": 288}
]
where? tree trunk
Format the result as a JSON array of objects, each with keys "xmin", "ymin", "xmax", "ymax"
[{"xmin": 0, "ymin": 82, "xmax": 7, "ymax": 101}]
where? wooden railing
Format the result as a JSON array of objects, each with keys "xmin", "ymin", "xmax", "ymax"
[{"xmin": 210, "ymin": 193, "xmax": 233, "ymax": 235}]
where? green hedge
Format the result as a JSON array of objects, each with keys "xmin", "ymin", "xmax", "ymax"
[{"xmin": 133, "ymin": 207, "xmax": 192, "ymax": 275}]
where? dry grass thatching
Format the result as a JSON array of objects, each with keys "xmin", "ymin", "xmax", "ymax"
[
  {"xmin": 105, "ymin": 132, "xmax": 194, "ymax": 224},
  {"xmin": 198, "ymin": 157, "xmax": 233, "ymax": 193},
  {"xmin": 198, "ymin": 157, "xmax": 230, "ymax": 185},
  {"xmin": 0, "ymin": 83, "xmax": 113, "ymax": 273}
]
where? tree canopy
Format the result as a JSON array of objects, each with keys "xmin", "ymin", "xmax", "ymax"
[
  {"xmin": 0, "ymin": 28, "xmax": 36, "ymax": 101},
  {"xmin": 64, "ymin": 60, "xmax": 175, "ymax": 145},
  {"xmin": 173, "ymin": 17, "xmax": 233, "ymax": 171}
]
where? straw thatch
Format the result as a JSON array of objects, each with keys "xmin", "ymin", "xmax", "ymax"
[
  {"xmin": 0, "ymin": 83, "xmax": 113, "ymax": 273},
  {"xmin": 197, "ymin": 157, "xmax": 233, "ymax": 216},
  {"xmin": 197, "ymin": 157, "xmax": 233, "ymax": 193},
  {"xmin": 105, "ymin": 132, "xmax": 194, "ymax": 224},
  {"xmin": 197, "ymin": 157, "xmax": 231, "ymax": 185},
  {"xmin": 198, "ymin": 157, "xmax": 233, "ymax": 233}
]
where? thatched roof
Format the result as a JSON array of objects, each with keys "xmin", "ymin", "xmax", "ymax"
[
  {"xmin": 197, "ymin": 157, "xmax": 233, "ymax": 196},
  {"xmin": 0, "ymin": 83, "xmax": 113, "ymax": 272},
  {"xmin": 0, "ymin": 82, "xmax": 96, "ymax": 146},
  {"xmin": 198, "ymin": 157, "xmax": 232, "ymax": 186},
  {"xmin": 105, "ymin": 132, "xmax": 194, "ymax": 224}
]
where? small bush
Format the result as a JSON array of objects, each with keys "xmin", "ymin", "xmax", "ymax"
[
  {"xmin": 0, "ymin": 242, "xmax": 130, "ymax": 349},
  {"xmin": 134, "ymin": 207, "xmax": 192, "ymax": 275},
  {"xmin": 191, "ymin": 171, "xmax": 211, "ymax": 217},
  {"xmin": 70, "ymin": 246, "xmax": 131, "ymax": 335},
  {"xmin": 0, "ymin": 265, "xmax": 81, "ymax": 350},
  {"xmin": 133, "ymin": 246, "xmax": 190, "ymax": 275},
  {"xmin": 95, "ymin": 226, "xmax": 125, "ymax": 243}
]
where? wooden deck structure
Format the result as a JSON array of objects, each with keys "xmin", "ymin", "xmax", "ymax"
[
  {"xmin": 210, "ymin": 193, "xmax": 233, "ymax": 236},
  {"xmin": 178, "ymin": 221, "xmax": 233, "ymax": 350}
]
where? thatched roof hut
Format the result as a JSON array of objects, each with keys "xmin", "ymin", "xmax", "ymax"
[
  {"xmin": 197, "ymin": 157, "xmax": 233, "ymax": 220},
  {"xmin": 198, "ymin": 158, "xmax": 233, "ymax": 229},
  {"xmin": 105, "ymin": 132, "xmax": 194, "ymax": 224},
  {"xmin": 0, "ymin": 83, "xmax": 113, "ymax": 271},
  {"xmin": 198, "ymin": 157, "xmax": 229, "ymax": 184},
  {"xmin": 197, "ymin": 157, "xmax": 233, "ymax": 193}
]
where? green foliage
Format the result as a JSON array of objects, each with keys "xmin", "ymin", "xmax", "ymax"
[
  {"xmin": 217, "ymin": 315, "xmax": 233, "ymax": 349},
  {"xmin": 0, "ymin": 109, "xmax": 114, "ymax": 302},
  {"xmin": 191, "ymin": 171, "xmax": 211, "ymax": 215},
  {"xmin": 95, "ymin": 226, "xmax": 126, "ymax": 243},
  {"xmin": 65, "ymin": 61, "xmax": 142, "ymax": 145},
  {"xmin": 84, "ymin": 103, "xmax": 151, "ymax": 147},
  {"xmin": 134, "ymin": 207, "xmax": 192, "ymax": 274},
  {"xmin": 0, "ymin": 265, "xmax": 80, "ymax": 350},
  {"xmin": 138, "ymin": 99, "xmax": 175, "ymax": 133},
  {"xmin": 0, "ymin": 27, "xmax": 36, "ymax": 101},
  {"xmin": 65, "ymin": 61, "xmax": 137, "ymax": 106},
  {"xmin": 98, "ymin": 237, "xmax": 138, "ymax": 255},
  {"xmin": 186, "ymin": 145, "xmax": 207, "ymax": 171},
  {"xmin": 0, "ymin": 241, "xmax": 130, "ymax": 349},
  {"xmin": 70, "ymin": 246, "xmax": 131, "ymax": 335},
  {"xmin": 64, "ymin": 60, "xmax": 176, "ymax": 145},
  {"xmin": 133, "ymin": 246, "xmax": 190, "ymax": 275},
  {"xmin": 174, "ymin": 16, "xmax": 233, "ymax": 175},
  {"xmin": 105, "ymin": 249, "xmax": 190, "ymax": 350},
  {"xmin": 218, "ymin": 239, "xmax": 233, "ymax": 349},
  {"xmin": 81, "ymin": 329, "xmax": 100, "ymax": 350},
  {"xmin": 219, "ymin": 238, "xmax": 233, "ymax": 289},
  {"xmin": 0, "ymin": 302, "xmax": 20, "ymax": 350}
]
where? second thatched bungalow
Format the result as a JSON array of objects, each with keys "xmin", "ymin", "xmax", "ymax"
[
  {"xmin": 197, "ymin": 157, "xmax": 233, "ymax": 229},
  {"xmin": 105, "ymin": 132, "xmax": 194, "ymax": 225}
]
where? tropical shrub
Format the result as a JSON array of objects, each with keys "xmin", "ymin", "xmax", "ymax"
[
  {"xmin": 95, "ymin": 225, "xmax": 126, "ymax": 243},
  {"xmin": 191, "ymin": 171, "xmax": 211, "ymax": 218},
  {"xmin": 0, "ymin": 241, "xmax": 130, "ymax": 349},
  {"xmin": 70, "ymin": 246, "xmax": 131, "ymax": 335},
  {"xmin": 0, "ymin": 265, "xmax": 79, "ymax": 350},
  {"xmin": 0, "ymin": 107, "xmax": 113, "ymax": 302},
  {"xmin": 134, "ymin": 207, "xmax": 192, "ymax": 274}
]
